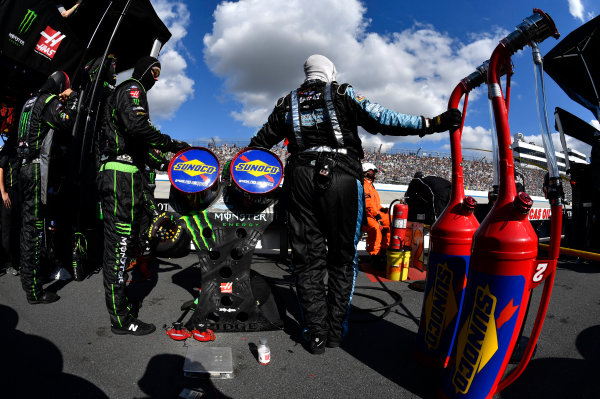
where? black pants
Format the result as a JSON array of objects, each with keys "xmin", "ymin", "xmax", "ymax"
[
  {"xmin": 19, "ymin": 163, "xmax": 45, "ymax": 301},
  {"xmin": 1, "ymin": 186, "xmax": 20, "ymax": 268},
  {"xmin": 138, "ymin": 172, "xmax": 159, "ymax": 251},
  {"xmin": 287, "ymin": 163, "xmax": 364, "ymax": 342},
  {"xmin": 97, "ymin": 162, "xmax": 144, "ymax": 327}
]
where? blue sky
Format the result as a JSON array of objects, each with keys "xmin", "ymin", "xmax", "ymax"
[{"xmin": 143, "ymin": 0, "xmax": 600, "ymax": 160}]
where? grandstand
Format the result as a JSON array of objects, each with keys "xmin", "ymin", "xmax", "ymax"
[
  {"xmin": 512, "ymin": 132, "xmax": 588, "ymax": 173},
  {"xmin": 188, "ymin": 140, "xmax": 574, "ymax": 201}
]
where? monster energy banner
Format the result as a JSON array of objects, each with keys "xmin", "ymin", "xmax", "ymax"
[{"xmin": 0, "ymin": 0, "xmax": 84, "ymax": 79}]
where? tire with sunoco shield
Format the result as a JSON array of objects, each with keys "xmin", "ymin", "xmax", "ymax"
[{"xmin": 148, "ymin": 212, "xmax": 191, "ymax": 257}]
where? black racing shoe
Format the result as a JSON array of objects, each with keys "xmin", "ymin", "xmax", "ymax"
[
  {"xmin": 111, "ymin": 317, "xmax": 156, "ymax": 336},
  {"xmin": 27, "ymin": 291, "xmax": 60, "ymax": 305},
  {"xmin": 306, "ymin": 333, "xmax": 327, "ymax": 355}
]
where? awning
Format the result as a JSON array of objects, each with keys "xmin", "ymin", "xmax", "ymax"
[
  {"xmin": 0, "ymin": 0, "xmax": 171, "ymax": 100},
  {"xmin": 554, "ymin": 107, "xmax": 599, "ymax": 146},
  {"xmin": 544, "ymin": 15, "xmax": 600, "ymax": 120}
]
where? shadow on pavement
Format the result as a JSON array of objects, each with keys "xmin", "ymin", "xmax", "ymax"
[
  {"xmin": 501, "ymin": 324, "xmax": 600, "ymax": 398},
  {"xmin": 0, "ymin": 304, "xmax": 109, "ymax": 398},
  {"xmin": 138, "ymin": 353, "xmax": 233, "ymax": 399},
  {"xmin": 341, "ymin": 301, "xmax": 441, "ymax": 399}
]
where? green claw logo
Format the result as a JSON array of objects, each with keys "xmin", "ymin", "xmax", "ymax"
[{"xmin": 19, "ymin": 9, "xmax": 37, "ymax": 35}]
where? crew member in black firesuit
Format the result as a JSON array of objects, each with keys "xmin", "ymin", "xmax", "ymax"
[
  {"xmin": 97, "ymin": 56, "xmax": 189, "ymax": 336},
  {"xmin": 1, "ymin": 131, "xmax": 21, "ymax": 276},
  {"xmin": 248, "ymin": 54, "xmax": 461, "ymax": 354},
  {"xmin": 16, "ymin": 71, "xmax": 78, "ymax": 304},
  {"xmin": 127, "ymin": 148, "xmax": 169, "ymax": 276}
]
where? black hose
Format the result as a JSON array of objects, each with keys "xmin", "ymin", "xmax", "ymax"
[
  {"xmin": 255, "ymin": 254, "xmax": 404, "ymax": 322},
  {"xmin": 349, "ymin": 285, "xmax": 403, "ymax": 322}
]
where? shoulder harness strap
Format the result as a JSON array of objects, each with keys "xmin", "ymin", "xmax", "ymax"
[{"xmin": 290, "ymin": 84, "xmax": 345, "ymax": 150}]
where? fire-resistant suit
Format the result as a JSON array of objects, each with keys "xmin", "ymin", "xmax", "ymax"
[
  {"xmin": 249, "ymin": 54, "xmax": 460, "ymax": 352},
  {"xmin": 97, "ymin": 56, "xmax": 188, "ymax": 330},
  {"xmin": 137, "ymin": 149, "xmax": 169, "ymax": 256},
  {"xmin": 0, "ymin": 134, "xmax": 20, "ymax": 272},
  {"xmin": 16, "ymin": 72, "xmax": 78, "ymax": 303},
  {"xmin": 363, "ymin": 173, "xmax": 390, "ymax": 257}
]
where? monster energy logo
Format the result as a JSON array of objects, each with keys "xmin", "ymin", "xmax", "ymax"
[{"xmin": 19, "ymin": 9, "xmax": 37, "ymax": 34}]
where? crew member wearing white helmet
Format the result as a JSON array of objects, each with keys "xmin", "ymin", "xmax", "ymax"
[
  {"xmin": 249, "ymin": 54, "xmax": 461, "ymax": 354},
  {"xmin": 362, "ymin": 162, "xmax": 389, "ymax": 268}
]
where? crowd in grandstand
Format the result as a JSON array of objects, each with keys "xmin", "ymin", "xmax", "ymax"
[
  {"xmin": 199, "ymin": 141, "xmax": 572, "ymax": 200},
  {"xmin": 361, "ymin": 148, "xmax": 560, "ymax": 198}
]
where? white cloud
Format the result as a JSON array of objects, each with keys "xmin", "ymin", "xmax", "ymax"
[
  {"xmin": 358, "ymin": 133, "xmax": 395, "ymax": 153},
  {"xmin": 146, "ymin": 0, "xmax": 194, "ymax": 120},
  {"xmin": 204, "ymin": 0, "xmax": 504, "ymax": 146},
  {"xmin": 148, "ymin": 49, "xmax": 194, "ymax": 120},
  {"xmin": 568, "ymin": 0, "xmax": 585, "ymax": 22},
  {"xmin": 461, "ymin": 125, "xmax": 494, "ymax": 159}
]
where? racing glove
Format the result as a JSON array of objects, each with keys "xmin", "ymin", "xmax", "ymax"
[
  {"xmin": 375, "ymin": 214, "xmax": 384, "ymax": 228},
  {"xmin": 422, "ymin": 108, "xmax": 462, "ymax": 135},
  {"xmin": 169, "ymin": 140, "xmax": 191, "ymax": 153}
]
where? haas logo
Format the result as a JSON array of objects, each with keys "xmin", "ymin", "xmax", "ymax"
[
  {"xmin": 35, "ymin": 26, "xmax": 66, "ymax": 59},
  {"xmin": 220, "ymin": 282, "xmax": 233, "ymax": 293}
]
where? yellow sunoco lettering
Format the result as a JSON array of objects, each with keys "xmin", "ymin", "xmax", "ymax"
[
  {"xmin": 235, "ymin": 160, "xmax": 279, "ymax": 177},
  {"xmin": 173, "ymin": 160, "xmax": 216, "ymax": 177},
  {"xmin": 452, "ymin": 285, "xmax": 497, "ymax": 394},
  {"xmin": 424, "ymin": 262, "xmax": 454, "ymax": 350}
]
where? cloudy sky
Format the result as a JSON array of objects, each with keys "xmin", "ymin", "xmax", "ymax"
[{"xmin": 143, "ymin": 0, "xmax": 599, "ymax": 160}]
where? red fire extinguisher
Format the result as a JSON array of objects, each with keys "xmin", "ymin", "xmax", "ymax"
[
  {"xmin": 414, "ymin": 60, "xmax": 490, "ymax": 368},
  {"xmin": 389, "ymin": 201, "xmax": 409, "ymax": 251},
  {"xmin": 440, "ymin": 9, "xmax": 560, "ymax": 399}
]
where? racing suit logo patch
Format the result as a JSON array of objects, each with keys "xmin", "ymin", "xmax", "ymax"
[{"xmin": 35, "ymin": 26, "xmax": 65, "ymax": 60}]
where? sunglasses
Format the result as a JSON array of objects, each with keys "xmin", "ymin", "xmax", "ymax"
[{"xmin": 151, "ymin": 67, "xmax": 161, "ymax": 78}]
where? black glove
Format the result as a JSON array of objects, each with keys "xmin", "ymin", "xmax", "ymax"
[
  {"xmin": 425, "ymin": 108, "xmax": 462, "ymax": 134},
  {"xmin": 170, "ymin": 140, "xmax": 191, "ymax": 153}
]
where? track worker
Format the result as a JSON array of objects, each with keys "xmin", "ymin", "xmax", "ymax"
[
  {"xmin": 97, "ymin": 56, "xmax": 189, "ymax": 336},
  {"xmin": 248, "ymin": 54, "xmax": 461, "ymax": 354},
  {"xmin": 362, "ymin": 162, "xmax": 389, "ymax": 268},
  {"xmin": 16, "ymin": 71, "xmax": 78, "ymax": 304}
]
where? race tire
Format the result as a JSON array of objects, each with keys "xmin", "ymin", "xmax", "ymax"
[{"xmin": 148, "ymin": 212, "xmax": 191, "ymax": 257}]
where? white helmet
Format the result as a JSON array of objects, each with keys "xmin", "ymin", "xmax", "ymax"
[{"xmin": 362, "ymin": 162, "xmax": 378, "ymax": 173}]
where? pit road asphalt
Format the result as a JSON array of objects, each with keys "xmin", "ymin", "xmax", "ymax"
[{"xmin": 1, "ymin": 252, "xmax": 598, "ymax": 399}]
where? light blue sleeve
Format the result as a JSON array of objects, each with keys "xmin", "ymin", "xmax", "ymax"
[{"xmin": 346, "ymin": 86, "xmax": 422, "ymax": 129}]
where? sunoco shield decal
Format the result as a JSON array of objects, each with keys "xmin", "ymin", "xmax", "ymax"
[
  {"xmin": 442, "ymin": 272, "xmax": 525, "ymax": 398},
  {"xmin": 231, "ymin": 149, "xmax": 283, "ymax": 194},
  {"xmin": 169, "ymin": 148, "xmax": 219, "ymax": 193},
  {"xmin": 416, "ymin": 252, "xmax": 469, "ymax": 361}
]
